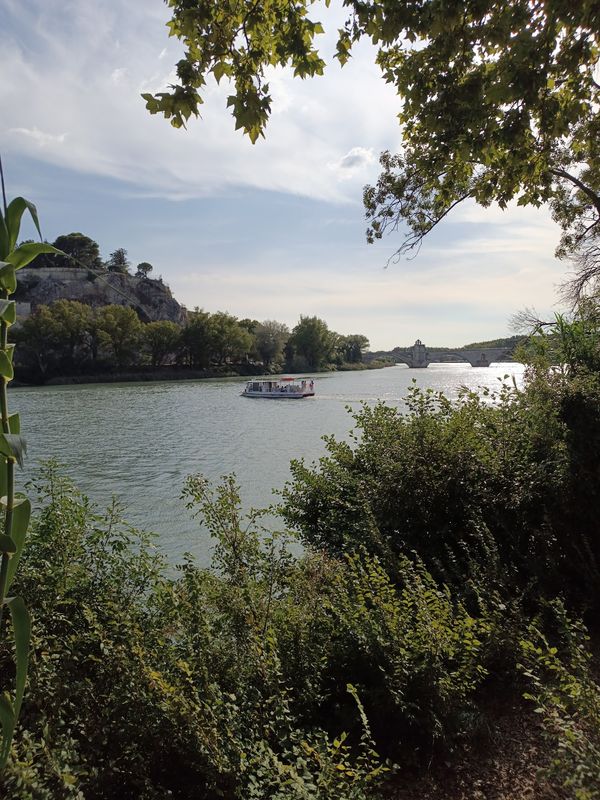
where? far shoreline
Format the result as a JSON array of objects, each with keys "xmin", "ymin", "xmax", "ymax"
[{"xmin": 11, "ymin": 360, "xmax": 396, "ymax": 388}]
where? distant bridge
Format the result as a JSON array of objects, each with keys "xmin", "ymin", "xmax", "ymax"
[{"xmin": 390, "ymin": 340, "xmax": 513, "ymax": 368}]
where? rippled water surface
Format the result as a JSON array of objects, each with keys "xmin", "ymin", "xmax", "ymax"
[{"xmin": 10, "ymin": 363, "xmax": 525, "ymax": 563}]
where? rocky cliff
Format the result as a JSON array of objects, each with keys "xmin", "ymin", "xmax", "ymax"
[{"xmin": 14, "ymin": 268, "xmax": 187, "ymax": 324}]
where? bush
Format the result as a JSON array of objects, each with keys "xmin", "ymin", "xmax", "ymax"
[
  {"xmin": 521, "ymin": 603, "xmax": 600, "ymax": 800},
  {"xmin": 281, "ymin": 367, "xmax": 600, "ymax": 611},
  {"xmin": 0, "ymin": 467, "xmax": 389, "ymax": 799}
]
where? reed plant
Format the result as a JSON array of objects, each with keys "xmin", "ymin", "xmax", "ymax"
[{"xmin": 0, "ymin": 159, "xmax": 59, "ymax": 767}]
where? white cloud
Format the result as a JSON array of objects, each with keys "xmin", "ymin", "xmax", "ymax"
[
  {"xmin": 1, "ymin": 0, "xmax": 400, "ymax": 203},
  {"xmin": 8, "ymin": 127, "xmax": 67, "ymax": 147},
  {"xmin": 328, "ymin": 146, "xmax": 375, "ymax": 180},
  {"xmin": 110, "ymin": 67, "xmax": 128, "ymax": 84}
]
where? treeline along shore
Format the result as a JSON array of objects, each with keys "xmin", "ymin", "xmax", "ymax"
[{"xmin": 11, "ymin": 298, "xmax": 390, "ymax": 385}]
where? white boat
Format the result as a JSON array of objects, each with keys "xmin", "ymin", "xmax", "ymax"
[{"xmin": 241, "ymin": 377, "xmax": 315, "ymax": 399}]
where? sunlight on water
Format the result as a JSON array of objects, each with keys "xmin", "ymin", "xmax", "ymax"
[{"xmin": 10, "ymin": 363, "xmax": 525, "ymax": 564}]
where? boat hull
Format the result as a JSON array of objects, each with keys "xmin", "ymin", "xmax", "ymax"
[{"xmin": 241, "ymin": 391, "xmax": 314, "ymax": 399}]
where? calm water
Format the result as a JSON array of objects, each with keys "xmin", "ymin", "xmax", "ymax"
[{"xmin": 10, "ymin": 363, "xmax": 524, "ymax": 563}]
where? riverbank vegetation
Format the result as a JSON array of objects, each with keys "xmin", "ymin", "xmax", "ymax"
[
  {"xmin": 11, "ymin": 302, "xmax": 379, "ymax": 384},
  {"xmin": 1, "ymin": 307, "xmax": 599, "ymax": 798}
]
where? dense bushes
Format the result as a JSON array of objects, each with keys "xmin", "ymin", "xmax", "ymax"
[
  {"xmin": 0, "ymin": 468, "xmax": 393, "ymax": 799},
  {"xmin": 281, "ymin": 367, "xmax": 600, "ymax": 612}
]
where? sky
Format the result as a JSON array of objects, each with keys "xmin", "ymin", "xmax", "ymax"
[{"xmin": 0, "ymin": 0, "xmax": 570, "ymax": 349}]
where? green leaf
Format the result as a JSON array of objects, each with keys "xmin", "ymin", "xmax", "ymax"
[
  {"xmin": 0, "ymin": 535, "xmax": 16, "ymax": 554},
  {"xmin": 0, "ymin": 350, "xmax": 14, "ymax": 381},
  {"xmin": 0, "ymin": 459, "xmax": 6, "ymax": 500},
  {"xmin": 6, "ymin": 596, "xmax": 30, "ymax": 720},
  {"xmin": 0, "ymin": 300, "xmax": 16, "ymax": 325},
  {"xmin": 0, "ymin": 694, "xmax": 15, "ymax": 768},
  {"xmin": 0, "ymin": 263, "xmax": 16, "ymax": 294},
  {"xmin": 7, "ymin": 414, "xmax": 20, "ymax": 435},
  {"xmin": 0, "ymin": 434, "xmax": 27, "ymax": 467},
  {"xmin": 0, "ymin": 215, "xmax": 8, "ymax": 262},
  {"xmin": 5, "ymin": 197, "xmax": 42, "ymax": 252},
  {"xmin": 6, "ymin": 497, "xmax": 31, "ymax": 592},
  {"xmin": 6, "ymin": 242, "xmax": 61, "ymax": 271},
  {"xmin": 0, "ymin": 597, "xmax": 30, "ymax": 768}
]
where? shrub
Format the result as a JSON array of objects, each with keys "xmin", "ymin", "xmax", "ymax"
[
  {"xmin": 281, "ymin": 367, "xmax": 600, "ymax": 610},
  {"xmin": 0, "ymin": 467, "xmax": 389, "ymax": 799},
  {"xmin": 521, "ymin": 603, "xmax": 600, "ymax": 800}
]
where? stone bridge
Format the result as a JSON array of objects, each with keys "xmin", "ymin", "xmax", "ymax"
[{"xmin": 392, "ymin": 340, "xmax": 512, "ymax": 368}]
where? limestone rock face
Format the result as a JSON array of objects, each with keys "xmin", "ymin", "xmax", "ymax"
[{"xmin": 15, "ymin": 268, "xmax": 187, "ymax": 324}]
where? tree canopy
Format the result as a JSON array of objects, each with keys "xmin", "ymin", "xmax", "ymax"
[
  {"xmin": 135, "ymin": 261, "xmax": 153, "ymax": 278},
  {"xmin": 35, "ymin": 232, "xmax": 102, "ymax": 270},
  {"xmin": 106, "ymin": 248, "xmax": 131, "ymax": 274},
  {"xmin": 148, "ymin": 0, "xmax": 600, "ymax": 294}
]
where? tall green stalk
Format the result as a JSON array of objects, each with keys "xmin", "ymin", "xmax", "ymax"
[{"xmin": 0, "ymin": 159, "xmax": 60, "ymax": 768}]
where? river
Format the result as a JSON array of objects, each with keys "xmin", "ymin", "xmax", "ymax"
[{"xmin": 10, "ymin": 363, "xmax": 525, "ymax": 563}]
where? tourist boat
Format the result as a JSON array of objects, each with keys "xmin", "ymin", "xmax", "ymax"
[{"xmin": 241, "ymin": 377, "xmax": 315, "ymax": 399}]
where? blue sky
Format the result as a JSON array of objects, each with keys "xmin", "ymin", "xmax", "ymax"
[{"xmin": 1, "ymin": 0, "xmax": 567, "ymax": 348}]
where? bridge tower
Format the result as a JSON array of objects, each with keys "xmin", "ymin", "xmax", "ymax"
[{"xmin": 411, "ymin": 339, "xmax": 428, "ymax": 368}]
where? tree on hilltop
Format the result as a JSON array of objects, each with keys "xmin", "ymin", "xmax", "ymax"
[
  {"xmin": 106, "ymin": 248, "xmax": 131, "ymax": 274},
  {"xmin": 147, "ymin": 0, "xmax": 600, "ymax": 297},
  {"xmin": 135, "ymin": 262, "xmax": 153, "ymax": 279},
  {"xmin": 29, "ymin": 232, "xmax": 103, "ymax": 270}
]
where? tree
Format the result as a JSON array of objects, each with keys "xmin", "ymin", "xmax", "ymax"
[
  {"xmin": 149, "ymin": 1, "xmax": 600, "ymax": 291},
  {"xmin": 95, "ymin": 305, "xmax": 143, "ymax": 368},
  {"xmin": 106, "ymin": 248, "xmax": 130, "ymax": 274},
  {"xmin": 287, "ymin": 316, "xmax": 335, "ymax": 372},
  {"xmin": 40, "ymin": 300, "xmax": 94, "ymax": 371},
  {"xmin": 144, "ymin": 320, "xmax": 181, "ymax": 367},
  {"xmin": 31, "ymin": 232, "xmax": 102, "ymax": 270},
  {"xmin": 135, "ymin": 262, "xmax": 153, "ymax": 279},
  {"xmin": 179, "ymin": 309, "xmax": 214, "ymax": 368},
  {"xmin": 13, "ymin": 307, "xmax": 57, "ymax": 380},
  {"xmin": 208, "ymin": 311, "xmax": 254, "ymax": 365},
  {"xmin": 255, "ymin": 320, "xmax": 289, "ymax": 369},
  {"xmin": 336, "ymin": 334, "xmax": 370, "ymax": 365}
]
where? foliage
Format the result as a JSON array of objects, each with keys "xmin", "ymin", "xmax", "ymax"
[
  {"xmin": 463, "ymin": 335, "xmax": 524, "ymax": 352},
  {"xmin": 12, "ymin": 299, "xmax": 372, "ymax": 382},
  {"xmin": 281, "ymin": 360, "xmax": 600, "ymax": 610},
  {"xmin": 334, "ymin": 334, "xmax": 370, "ymax": 365},
  {"xmin": 208, "ymin": 311, "xmax": 254, "ymax": 365},
  {"xmin": 0, "ymin": 183, "xmax": 61, "ymax": 769},
  {"xmin": 144, "ymin": 320, "xmax": 181, "ymax": 367},
  {"xmin": 143, "ymin": 0, "xmax": 328, "ymax": 142},
  {"xmin": 0, "ymin": 466, "xmax": 391, "ymax": 798},
  {"xmin": 95, "ymin": 305, "xmax": 144, "ymax": 369},
  {"xmin": 30, "ymin": 233, "xmax": 103, "ymax": 271},
  {"xmin": 254, "ymin": 319, "xmax": 290, "ymax": 370},
  {"xmin": 135, "ymin": 262, "xmax": 153, "ymax": 279},
  {"xmin": 106, "ymin": 248, "xmax": 130, "ymax": 274},
  {"xmin": 287, "ymin": 315, "xmax": 336, "ymax": 371},
  {"xmin": 521, "ymin": 604, "xmax": 600, "ymax": 800},
  {"xmin": 14, "ymin": 300, "xmax": 94, "ymax": 379},
  {"xmin": 178, "ymin": 308, "xmax": 213, "ymax": 368},
  {"xmin": 519, "ymin": 304, "xmax": 600, "ymax": 377}
]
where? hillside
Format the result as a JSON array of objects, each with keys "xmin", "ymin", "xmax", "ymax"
[{"xmin": 14, "ymin": 267, "xmax": 186, "ymax": 324}]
